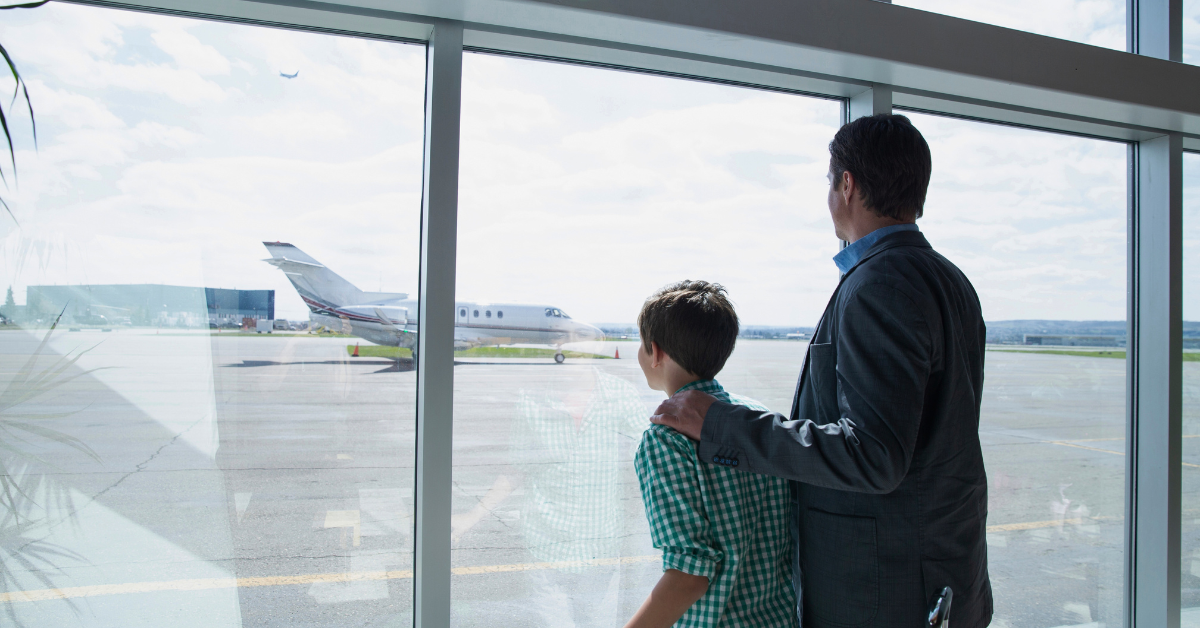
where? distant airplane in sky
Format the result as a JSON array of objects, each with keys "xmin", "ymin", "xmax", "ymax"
[
  {"xmin": 279, "ymin": 71, "xmax": 299, "ymax": 79},
  {"xmin": 262, "ymin": 242, "xmax": 603, "ymax": 363}
]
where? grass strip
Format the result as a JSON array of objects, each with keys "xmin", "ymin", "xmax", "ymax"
[{"xmin": 347, "ymin": 345, "xmax": 611, "ymax": 359}]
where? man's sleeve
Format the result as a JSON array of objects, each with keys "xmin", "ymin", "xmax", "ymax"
[
  {"xmin": 635, "ymin": 426, "xmax": 724, "ymax": 579},
  {"xmin": 698, "ymin": 281, "xmax": 933, "ymax": 494}
]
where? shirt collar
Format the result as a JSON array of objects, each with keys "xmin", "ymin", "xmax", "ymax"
[
  {"xmin": 675, "ymin": 378, "xmax": 727, "ymax": 400},
  {"xmin": 832, "ymin": 223, "xmax": 920, "ymax": 274}
]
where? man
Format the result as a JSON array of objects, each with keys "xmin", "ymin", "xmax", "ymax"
[{"xmin": 651, "ymin": 114, "xmax": 991, "ymax": 628}]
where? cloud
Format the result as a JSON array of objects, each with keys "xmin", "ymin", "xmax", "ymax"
[
  {"xmin": 0, "ymin": 1, "xmax": 1149, "ymax": 327},
  {"xmin": 151, "ymin": 28, "xmax": 231, "ymax": 76},
  {"xmin": 0, "ymin": 5, "xmax": 227, "ymax": 106},
  {"xmin": 895, "ymin": 0, "xmax": 1125, "ymax": 49}
]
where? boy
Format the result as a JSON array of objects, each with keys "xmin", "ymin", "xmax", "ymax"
[{"xmin": 625, "ymin": 280, "xmax": 797, "ymax": 628}]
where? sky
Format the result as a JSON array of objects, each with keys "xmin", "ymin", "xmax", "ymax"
[{"xmin": 0, "ymin": 1, "xmax": 1191, "ymax": 326}]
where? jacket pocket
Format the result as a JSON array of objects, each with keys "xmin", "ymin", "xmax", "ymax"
[
  {"xmin": 806, "ymin": 342, "xmax": 839, "ymax": 425},
  {"xmin": 802, "ymin": 508, "xmax": 879, "ymax": 627}
]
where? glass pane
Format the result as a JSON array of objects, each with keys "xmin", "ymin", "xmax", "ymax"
[
  {"xmin": 1187, "ymin": 0, "xmax": 1200, "ymax": 65},
  {"xmin": 0, "ymin": 4, "xmax": 424, "ymax": 626},
  {"xmin": 1183, "ymin": 151, "xmax": 1200, "ymax": 619},
  {"xmin": 907, "ymin": 112, "xmax": 1127, "ymax": 627},
  {"xmin": 893, "ymin": 0, "xmax": 1125, "ymax": 51},
  {"xmin": 451, "ymin": 54, "xmax": 842, "ymax": 626}
]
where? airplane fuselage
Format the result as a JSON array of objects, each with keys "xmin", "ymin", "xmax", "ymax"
[
  {"xmin": 264, "ymin": 242, "xmax": 603, "ymax": 355},
  {"xmin": 306, "ymin": 297, "xmax": 601, "ymax": 350}
]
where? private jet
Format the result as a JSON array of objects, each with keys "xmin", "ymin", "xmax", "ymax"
[{"xmin": 262, "ymin": 242, "xmax": 603, "ymax": 363}]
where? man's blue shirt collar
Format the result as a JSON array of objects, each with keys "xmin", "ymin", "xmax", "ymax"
[{"xmin": 832, "ymin": 223, "xmax": 920, "ymax": 274}]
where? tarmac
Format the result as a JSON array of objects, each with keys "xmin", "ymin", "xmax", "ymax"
[{"xmin": 0, "ymin": 328, "xmax": 1196, "ymax": 627}]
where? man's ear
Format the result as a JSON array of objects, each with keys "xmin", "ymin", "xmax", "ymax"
[{"xmin": 841, "ymin": 170, "xmax": 857, "ymax": 204}]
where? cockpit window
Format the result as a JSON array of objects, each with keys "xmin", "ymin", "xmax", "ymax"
[
  {"xmin": 559, "ymin": 310, "xmax": 571, "ymax": 319},
  {"xmin": 544, "ymin": 308, "xmax": 552, "ymax": 317},
  {"xmin": 549, "ymin": 308, "xmax": 568, "ymax": 318}
]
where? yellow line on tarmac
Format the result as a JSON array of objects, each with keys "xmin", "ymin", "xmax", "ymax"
[
  {"xmin": 986, "ymin": 514, "xmax": 1120, "ymax": 533},
  {"xmin": 1049, "ymin": 441, "xmax": 1125, "ymax": 456},
  {"xmin": 0, "ymin": 555, "xmax": 660, "ymax": 604},
  {"xmin": 1048, "ymin": 440, "xmax": 1200, "ymax": 468}
]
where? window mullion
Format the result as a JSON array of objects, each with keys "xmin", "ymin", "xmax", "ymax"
[{"xmin": 415, "ymin": 19, "xmax": 464, "ymax": 628}]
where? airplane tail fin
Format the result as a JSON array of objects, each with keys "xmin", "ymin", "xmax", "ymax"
[{"xmin": 262, "ymin": 242, "xmax": 367, "ymax": 311}]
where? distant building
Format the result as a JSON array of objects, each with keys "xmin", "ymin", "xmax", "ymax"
[
  {"xmin": 1023, "ymin": 334, "xmax": 1124, "ymax": 347},
  {"xmin": 26, "ymin": 284, "xmax": 273, "ymax": 328}
]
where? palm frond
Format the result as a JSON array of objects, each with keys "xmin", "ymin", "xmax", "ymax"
[{"xmin": 0, "ymin": 0, "xmax": 48, "ymax": 226}]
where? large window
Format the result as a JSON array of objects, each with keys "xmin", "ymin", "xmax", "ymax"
[
  {"xmin": 893, "ymin": 0, "xmax": 1125, "ymax": 50},
  {"xmin": 0, "ymin": 5, "xmax": 425, "ymax": 626},
  {"xmin": 449, "ymin": 53, "xmax": 841, "ymax": 625},
  {"xmin": 0, "ymin": 0, "xmax": 1190, "ymax": 624},
  {"xmin": 1183, "ymin": 151, "xmax": 1200, "ymax": 619},
  {"xmin": 1187, "ymin": 0, "xmax": 1200, "ymax": 64},
  {"xmin": 908, "ymin": 112, "xmax": 1128, "ymax": 627}
]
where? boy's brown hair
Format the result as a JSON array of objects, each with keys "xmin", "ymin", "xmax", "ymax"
[{"xmin": 638, "ymin": 280, "xmax": 739, "ymax": 380}]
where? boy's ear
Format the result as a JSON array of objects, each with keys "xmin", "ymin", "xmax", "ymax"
[{"xmin": 650, "ymin": 341, "xmax": 668, "ymax": 367}]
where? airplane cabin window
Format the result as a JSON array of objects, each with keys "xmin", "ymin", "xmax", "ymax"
[
  {"xmin": 474, "ymin": 310, "xmax": 480, "ymax": 317},
  {"xmin": 486, "ymin": 310, "xmax": 492, "ymax": 318},
  {"xmin": 0, "ymin": 4, "xmax": 426, "ymax": 626},
  {"xmin": 498, "ymin": 311, "xmax": 504, "ymax": 319},
  {"xmin": 461, "ymin": 308, "xmax": 467, "ymax": 317}
]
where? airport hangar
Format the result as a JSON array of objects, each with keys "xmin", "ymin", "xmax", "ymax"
[{"xmin": 25, "ymin": 284, "xmax": 275, "ymax": 328}]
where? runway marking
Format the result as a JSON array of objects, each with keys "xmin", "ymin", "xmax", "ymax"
[
  {"xmin": 0, "ymin": 570, "xmax": 416, "ymax": 603},
  {"xmin": 1049, "ymin": 441, "xmax": 1125, "ymax": 456},
  {"xmin": 985, "ymin": 515, "xmax": 1118, "ymax": 533},
  {"xmin": 1048, "ymin": 439, "xmax": 1200, "ymax": 468},
  {"xmin": 0, "ymin": 555, "xmax": 660, "ymax": 604}
]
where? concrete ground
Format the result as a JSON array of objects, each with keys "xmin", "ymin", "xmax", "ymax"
[{"xmin": 0, "ymin": 329, "xmax": 1194, "ymax": 627}]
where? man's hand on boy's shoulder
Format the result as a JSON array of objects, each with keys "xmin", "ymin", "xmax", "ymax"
[{"xmin": 650, "ymin": 390, "xmax": 715, "ymax": 441}]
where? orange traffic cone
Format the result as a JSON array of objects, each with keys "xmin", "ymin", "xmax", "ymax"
[
  {"xmin": 614, "ymin": 348, "xmax": 620, "ymax": 359},
  {"xmin": 352, "ymin": 343, "xmax": 360, "ymax": 357}
]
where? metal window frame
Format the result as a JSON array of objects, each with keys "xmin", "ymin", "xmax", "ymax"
[
  {"xmin": 1127, "ymin": 1, "xmax": 1185, "ymax": 627},
  {"xmin": 49, "ymin": 0, "xmax": 1198, "ymax": 626}
]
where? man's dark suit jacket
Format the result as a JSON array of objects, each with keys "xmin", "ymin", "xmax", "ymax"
[{"xmin": 698, "ymin": 230, "xmax": 991, "ymax": 628}]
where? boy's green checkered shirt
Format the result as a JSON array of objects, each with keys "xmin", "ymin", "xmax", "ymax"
[{"xmin": 634, "ymin": 379, "xmax": 798, "ymax": 628}]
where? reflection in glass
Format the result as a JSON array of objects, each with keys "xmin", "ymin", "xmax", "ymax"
[
  {"xmin": 909, "ymin": 111, "xmax": 1127, "ymax": 627},
  {"xmin": 0, "ymin": 4, "xmax": 423, "ymax": 626},
  {"xmin": 451, "ymin": 52, "xmax": 840, "ymax": 626},
  {"xmin": 894, "ymin": 0, "xmax": 1124, "ymax": 50},
  {"xmin": 1183, "ymin": 152, "xmax": 1200, "ymax": 619}
]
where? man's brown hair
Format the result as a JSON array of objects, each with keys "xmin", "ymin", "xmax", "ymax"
[
  {"xmin": 828, "ymin": 113, "xmax": 932, "ymax": 221},
  {"xmin": 638, "ymin": 280, "xmax": 739, "ymax": 380}
]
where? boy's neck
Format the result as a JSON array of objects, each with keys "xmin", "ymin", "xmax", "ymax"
[{"xmin": 665, "ymin": 372, "xmax": 705, "ymax": 396}]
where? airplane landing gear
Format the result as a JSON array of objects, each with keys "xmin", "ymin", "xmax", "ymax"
[{"xmin": 554, "ymin": 352, "xmax": 565, "ymax": 364}]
